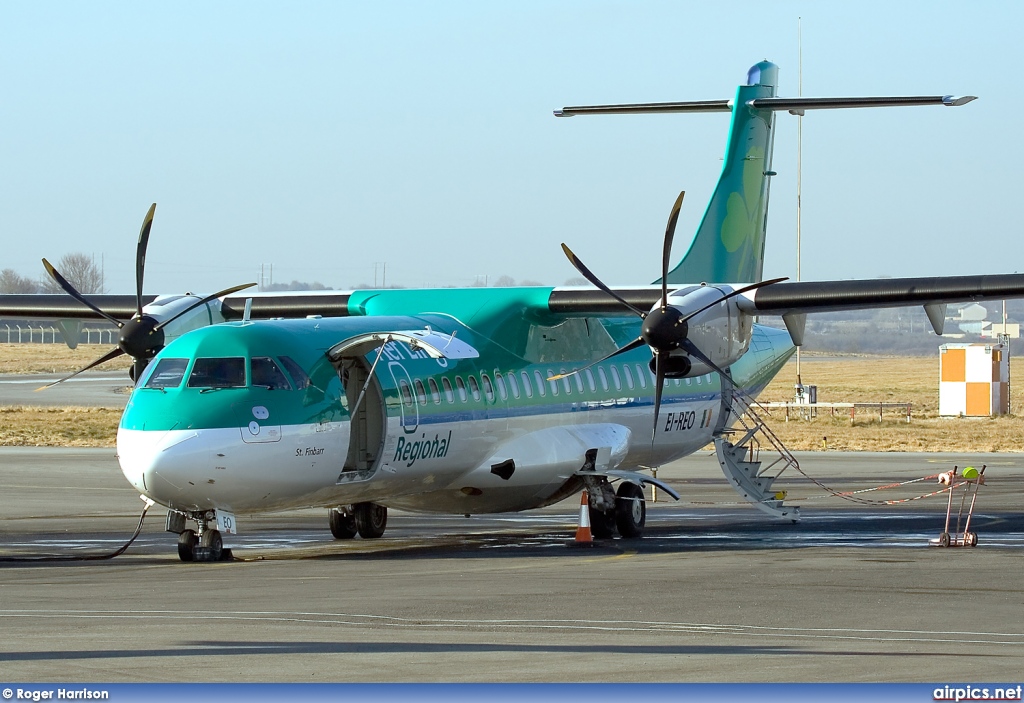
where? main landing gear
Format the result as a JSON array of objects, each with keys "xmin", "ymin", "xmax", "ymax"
[
  {"xmin": 167, "ymin": 510, "xmax": 230, "ymax": 562},
  {"xmin": 587, "ymin": 480, "xmax": 646, "ymax": 539},
  {"xmin": 329, "ymin": 502, "xmax": 388, "ymax": 540}
]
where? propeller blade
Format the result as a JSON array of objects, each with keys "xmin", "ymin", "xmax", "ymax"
[
  {"xmin": 41, "ymin": 258, "xmax": 124, "ymax": 328},
  {"xmin": 548, "ymin": 337, "xmax": 647, "ymax": 381},
  {"xmin": 680, "ymin": 276, "xmax": 788, "ymax": 324},
  {"xmin": 153, "ymin": 282, "xmax": 258, "ymax": 331},
  {"xmin": 560, "ymin": 244, "xmax": 647, "ymax": 318},
  {"xmin": 135, "ymin": 203, "xmax": 157, "ymax": 319},
  {"xmin": 680, "ymin": 338, "xmax": 736, "ymax": 387},
  {"xmin": 651, "ymin": 352, "xmax": 666, "ymax": 441},
  {"xmin": 660, "ymin": 191, "xmax": 685, "ymax": 310},
  {"xmin": 36, "ymin": 347, "xmax": 126, "ymax": 390}
]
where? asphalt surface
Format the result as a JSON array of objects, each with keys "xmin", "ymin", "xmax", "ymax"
[
  {"xmin": 0, "ymin": 371, "xmax": 130, "ymax": 406},
  {"xmin": 1, "ymin": 446, "xmax": 1022, "ymax": 683}
]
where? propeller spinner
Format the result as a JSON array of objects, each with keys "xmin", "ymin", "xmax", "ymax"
[{"xmin": 39, "ymin": 204, "xmax": 256, "ymax": 388}]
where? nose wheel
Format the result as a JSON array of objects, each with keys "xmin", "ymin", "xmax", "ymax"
[
  {"xmin": 177, "ymin": 529, "xmax": 198, "ymax": 562},
  {"xmin": 169, "ymin": 511, "xmax": 232, "ymax": 562}
]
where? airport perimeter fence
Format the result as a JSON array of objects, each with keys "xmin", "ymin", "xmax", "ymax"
[{"xmin": 1, "ymin": 323, "xmax": 118, "ymax": 345}]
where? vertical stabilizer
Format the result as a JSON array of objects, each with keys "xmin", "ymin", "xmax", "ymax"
[{"xmin": 663, "ymin": 62, "xmax": 778, "ymax": 285}]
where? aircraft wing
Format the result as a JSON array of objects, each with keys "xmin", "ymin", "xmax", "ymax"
[
  {"xmin": 0, "ymin": 291, "xmax": 352, "ymax": 321},
  {"xmin": 736, "ymin": 274, "xmax": 1024, "ymax": 344},
  {"xmin": 741, "ymin": 274, "xmax": 1024, "ymax": 314},
  {"xmin": 548, "ymin": 273, "xmax": 1024, "ymax": 344}
]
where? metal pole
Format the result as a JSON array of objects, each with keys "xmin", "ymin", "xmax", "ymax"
[{"xmin": 795, "ymin": 16, "xmax": 803, "ymax": 389}]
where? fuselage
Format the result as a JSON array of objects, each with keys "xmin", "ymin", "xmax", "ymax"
[{"xmin": 117, "ymin": 312, "xmax": 794, "ymax": 516}]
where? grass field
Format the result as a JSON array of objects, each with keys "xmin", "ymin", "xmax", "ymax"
[{"xmin": 1, "ymin": 344, "xmax": 1021, "ymax": 451}]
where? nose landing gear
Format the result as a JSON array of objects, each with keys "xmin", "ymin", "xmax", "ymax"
[{"xmin": 167, "ymin": 509, "xmax": 232, "ymax": 562}]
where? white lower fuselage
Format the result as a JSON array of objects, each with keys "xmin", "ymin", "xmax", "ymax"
[{"xmin": 117, "ymin": 392, "xmax": 721, "ymax": 515}]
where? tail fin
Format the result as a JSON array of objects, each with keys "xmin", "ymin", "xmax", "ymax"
[
  {"xmin": 555, "ymin": 61, "xmax": 973, "ymax": 286},
  {"xmin": 665, "ymin": 61, "xmax": 778, "ymax": 285}
]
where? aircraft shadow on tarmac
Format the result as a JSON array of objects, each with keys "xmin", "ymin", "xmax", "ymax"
[{"xmin": 3, "ymin": 508, "xmax": 1023, "ymax": 565}]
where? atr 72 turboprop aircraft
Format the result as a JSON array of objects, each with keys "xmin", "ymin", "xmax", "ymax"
[{"xmin": 4, "ymin": 60, "xmax": 1024, "ymax": 562}]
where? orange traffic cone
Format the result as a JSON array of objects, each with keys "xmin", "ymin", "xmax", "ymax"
[{"xmin": 574, "ymin": 490, "xmax": 593, "ymax": 544}]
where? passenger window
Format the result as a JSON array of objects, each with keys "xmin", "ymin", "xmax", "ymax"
[
  {"xmin": 187, "ymin": 357, "xmax": 246, "ymax": 388},
  {"xmin": 279, "ymin": 356, "xmax": 312, "ymax": 389},
  {"xmin": 495, "ymin": 372, "xmax": 508, "ymax": 400},
  {"xmin": 508, "ymin": 372, "xmax": 520, "ymax": 399},
  {"xmin": 398, "ymin": 379, "xmax": 414, "ymax": 408},
  {"xmin": 598, "ymin": 367, "xmax": 609, "ymax": 392},
  {"xmin": 481, "ymin": 374, "xmax": 494, "ymax": 402},
  {"xmin": 610, "ymin": 366, "xmax": 621, "ymax": 391},
  {"xmin": 623, "ymin": 365, "xmax": 635, "ymax": 390},
  {"xmin": 696, "ymin": 375, "xmax": 702, "ymax": 385},
  {"xmin": 559, "ymin": 369, "xmax": 571, "ymax": 395},
  {"xmin": 533, "ymin": 370, "xmax": 546, "ymax": 397},
  {"xmin": 428, "ymin": 378, "xmax": 441, "ymax": 404},
  {"xmin": 520, "ymin": 371, "xmax": 533, "ymax": 398},
  {"xmin": 455, "ymin": 376, "xmax": 468, "ymax": 402},
  {"xmin": 144, "ymin": 358, "xmax": 188, "ymax": 389},
  {"xmin": 546, "ymin": 369, "xmax": 559, "ymax": 396},
  {"xmin": 252, "ymin": 357, "xmax": 292, "ymax": 390},
  {"xmin": 413, "ymin": 379, "xmax": 427, "ymax": 406},
  {"xmin": 442, "ymin": 377, "xmax": 455, "ymax": 403},
  {"xmin": 635, "ymin": 364, "xmax": 647, "ymax": 389},
  {"xmin": 585, "ymin": 369, "xmax": 596, "ymax": 392},
  {"xmin": 468, "ymin": 375, "xmax": 481, "ymax": 401},
  {"xmin": 573, "ymin": 372, "xmax": 584, "ymax": 394}
]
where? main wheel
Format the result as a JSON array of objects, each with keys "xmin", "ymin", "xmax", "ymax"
[
  {"xmin": 329, "ymin": 508, "xmax": 357, "ymax": 539},
  {"xmin": 354, "ymin": 502, "xmax": 387, "ymax": 538},
  {"xmin": 177, "ymin": 529, "xmax": 197, "ymax": 562},
  {"xmin": 615, "ymin": 482, "xmax": 646, "ymax": 538},
  {"xmin": 588, "ymin": 504, "xmax": 616, "ymax": 539},
  {"xmin": 200, "ymin": 529, "xmax": 224, "ymax": 561}
]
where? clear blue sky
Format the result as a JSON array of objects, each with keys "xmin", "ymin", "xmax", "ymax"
[{"xmin": 0, "ymin": 1, "xmax": 1019, "ymax": 294}]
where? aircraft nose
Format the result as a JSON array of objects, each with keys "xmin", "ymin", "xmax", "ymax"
[{"xmin": 117, "ymin": 428, "xmax": 206, "ymax": 505}]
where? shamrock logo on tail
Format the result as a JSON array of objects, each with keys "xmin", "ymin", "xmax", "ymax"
[{"xmin": 719, "ymin": 145, "xmax": 766, "ymax": 253}]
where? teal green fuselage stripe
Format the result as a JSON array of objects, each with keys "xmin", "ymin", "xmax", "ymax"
[{"xmin": 120, "ymin": 310, "xmax": 794, "ymax": 433}]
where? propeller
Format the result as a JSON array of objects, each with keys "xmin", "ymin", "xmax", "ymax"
[
  {"xmin": 556, "ymin": 190, "xmax": 786, "ymax": 437},
  {"xmin": 39, "ymin": 204, "xmax": 256, "ymax": 388}
]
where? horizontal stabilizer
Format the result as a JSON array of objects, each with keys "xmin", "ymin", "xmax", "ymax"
[
  {"xmin": 555, "ymin": 100, "xmax": 731, "ymax": 117},
  {"xmin": 749, "ymin": 95, "xmax": 976, "ymax": 113},
  {"xmin": 555, "ymin": 95, "xmax": 974, "ymax": 118}
]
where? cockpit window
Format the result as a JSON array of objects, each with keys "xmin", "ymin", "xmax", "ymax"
[
  {"xmin": 143, "ymin": 358, "xmax": 189, "ymax": 389},
  {"xmin": 187, "ymin": 357, "xmax": 246, "ymax": 388},
  {"xmin": 252, "ymin": 357, "xmax": 292, "ymax": 390},
  {"xmin": 279, "ymin": 356, "xmax": 311, "ymax": 389}
]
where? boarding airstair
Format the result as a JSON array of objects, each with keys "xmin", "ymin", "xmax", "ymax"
[{"xmin": 714, "ymin": 384, "xmax": 800, "ymax": 522}]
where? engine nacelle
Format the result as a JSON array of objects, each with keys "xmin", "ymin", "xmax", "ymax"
[
  {"xmin": 141, "ymin": 294, "xmax": 230, "ymax": 348},
  {"xmin": 656, "ymin": 284, "xmax": 753, "ymax": 376}
]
